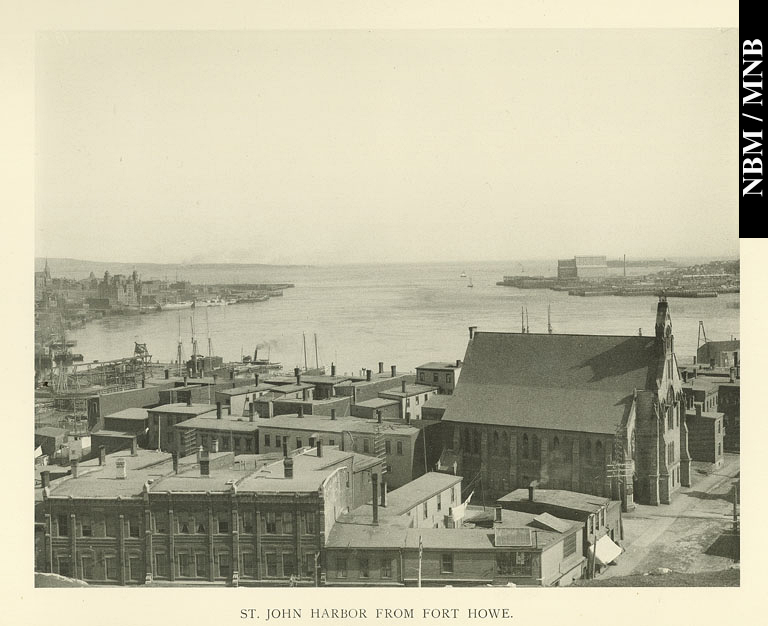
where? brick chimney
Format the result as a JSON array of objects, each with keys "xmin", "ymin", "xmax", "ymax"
[
  {"xmin": 172, "ymin": 452, "xmax": 179, "ymax": 474},
  {"xmin": 255, "ymin": 373, "xmax": 260, "ymax": 386},
  {"xmin": 317, "ymin": 440, "xmax": 323, "ymax": 458},
  {"xmin": 696, "ymin": 403, "xmax": 702, "ymax": 416},
  {"xmin": 298, "ymin": 405, "xmax": 304, "ymax": 418},
  {"xmin": 249, "ymin": 408, "xmax": 255, "ymax": 423},
  {"xmin": 40, "ymin": 470, "xmax": 50, "ymax": 489},
  {"xmin": 401, "ymin": 380, "xmax": 407, "ymax": 393},
  {"xmin": 331, "ymin": 408, "xmax": 336, "ymax": 421},
  {"xmin": 366, "ymin": 369, "xmax": 372, "ymax": 382},
  {"xmin": 70, "ymin": 459, "xmax": 79, "ymax": 478},
  {"xmin": 284, "ymin": 456, "xmax": 294, "ymax": 479},
  {"xmin": 468, "ymin": 326, "xmax": 477, "ymax": 339},
  {"xmin": 141, "ymin": 374, "xmax": 146, "ymax": 388},
  {"xmin": 331, "ymin": 363, "xmax": 336, "ymax": 376},
  {"xmin": 377, "ymin": 409, "xmax": 383, "ymax": 424},
  {"xmin": 378, "ymin": 362, "xmax": 384, "ymax": 374},
  {"xmin": 495, "ymin": 505, "xmax": 503, "ymax": 523},
  {"xmin": 216, "ymin": 402, "xmax": 222, "ymax": 419},
  {"xmin": 200, "ymin": 450, "xmax": 210, "ymax": 476},
  {"xmin": 372, "ymin": 473, "xmax": 379, "ymax": 525},
  {"xmin": 99, "ymin": 446, "xmax": 106, "ymax": 466},
  {"xmin": 456, "ymin": 359, "xmax": 461, "ymax": 367},
  {"xmin": 294, "ymin": 367, "xmax": 302, "ymax": 385},
  {"xmin": 183, "ymin": 375, "xmax": 188, "ymax": 387},
  {"xmin": 528, "ymin": 481, "xmax": 537, "ymax": 502},
  {"xmin": 249, "ymin": 401, "xmax": 255, "ymax": 418},
  {"xmin": 391, "ymin": 365, "xmax": 397, "ymax": 377},
  {"xmin": 230, "ymin": 369, "xmax": 235, "ymax": 380},
  {"xmin": 380, "ymin": 477, "xmax": 387, "ymax": 507},
  {"xmin": 131, "ymin": 437, "xmax": 138, "ymax": 456}
]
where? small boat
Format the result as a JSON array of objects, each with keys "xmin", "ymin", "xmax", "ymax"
[
  {"xmin": 194, "ymin": 298, "xmax": 228, "ymax": 307},
  {"xmin": 460, "ymin": 271, "xmax": 467, "ymax": 278}
]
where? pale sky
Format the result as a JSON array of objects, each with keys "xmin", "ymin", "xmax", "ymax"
[{"xmin": 35, "ymin": 30, "xmax": 739, "ymax": 265}]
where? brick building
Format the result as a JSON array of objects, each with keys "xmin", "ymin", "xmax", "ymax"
[
  {"xmin": 416, "ymin": 361, "xmax": 462, "ymax": 395},
  {"xmin": 378, "ymin": 382, "xmax": 439, "ymax": 422},
  {"xmin": 39, "ymin": 445, "xmax": 383, "ymax": 586},
  {"xmin": 442, "ymin": 300, "xmax": 689, "ymax": 508}
]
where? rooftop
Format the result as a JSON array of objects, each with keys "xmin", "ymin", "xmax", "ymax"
[
  {"xmin": 417, "ymin": 362, "xmax": 461, "ymax": 371},
  {"xmin": 175, "ymin": 414, "xmax": 260, "ymax": 432},
  {"xmin": 104, "ymin": 408, "xmax": 149, "ymax": 421},
  {"xmin": 257, "ymin": 413, "xmax": 419, "ymax": 436},
  {"xmin": 423, "ymin": 395, "xmax": 454, "ymax": 410},
  {"xmin": 497, "ymin": 488, "xmax": 612, "ymax": 513},
  {"xmin": 147, "ymin": 403, "xmax": 217, "ymax": 416},
  {"xmin": 353, "ymin": 398, "xmax": 400, "ymax": 409},
  {"xmin": 379, "ymin": 384, "xmax": 438, "ymax": 398},
  {"xmin": 443, "ymin": 331, "xmax": 660, "ymax": 435},
  {"xmin": 216, "ymin": 383, "xmax": 278, "ymax": 396},
  {"xmin": 35, "ymin": 426, "xmax": 68, "ymax": 438}
]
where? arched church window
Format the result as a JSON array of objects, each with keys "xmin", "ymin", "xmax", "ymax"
[
  {"xmin": 522, "ymin": 434, "xmax": 529, "ymax": 459},
  {"xmin": 553, "ymin": 436, "xmax": 560, "ymax": 450},
  {"xmin": 585, "ymin": 439, "xmax": 592, "ymax": 463}
]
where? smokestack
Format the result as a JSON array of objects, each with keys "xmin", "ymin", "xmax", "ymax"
[
  {"xmin": 391, "ymin": 365, "xmax": 397, "ymax": 377},
  {"xmin": 99, "ymin": 446, "xmax": 106, "ymax": 466},
  {"xmin": 131, "ymin": 437, "xmax": 138, "ymax": 456},
  {"xmin": 317, "ymin": 440, "xmax": 323, "ymax": 458},
  {"xmin": 216, "ymin": 402, "xmax": 222, "ymax": 419},
  {"xmin": 331, "ymin": 408, "xmax": 336, "ymax": 421},
  {"xmin": 254, "ymin": 348, "xmax": 258, "ymax": 361},
  {"xmin": 377, "ymin": 409, "xmax": 383, "ymax": 424},
  {"xmin": 331, "ymin": 363, "xmax": 336, "ymax": 376},
  {"xmin": 200, "ymin": 450, "xmax": 210, "ymax": 476},
  {"xmin": 401, "ymin": 380, "xmax": 407, "ymax": 393},
  {"xmin": 366, "ymin": 369, "xmax": 372, "ymax": 382},
  {"xmin": 380, "ymin": 478, "xmax": 387, "ymax": 507},
  {"xmin": 284, "ymin": 456, "xmax": 294, "ymax": 479},
  {"xmin": 378, "ymin": 362, "xmax": 384, "ymax": 374},
  {"xmin": 172, "ymin": 452, "xmax": 179, "ymax": 474},
  {"xmin": 40, "ymin": 470, "xmax": 50, "ymax": 489},
  {"xmin": 372, "ymin": 473, "xmax": 379, "ymax": 525},
  {"xmin": 70, "ymin": 459, "xmax": 79, "ymax": 479},
  {"xmin": 468, "ymin": 326, "xmax": 477, "ymax": 339},
  {"xmin": 164, "ymin": 368, "xmax": 169, "ymax": 380},
  {"xmin": 495, "ymin": 505, "xmax": 502, "ymax": 523}
]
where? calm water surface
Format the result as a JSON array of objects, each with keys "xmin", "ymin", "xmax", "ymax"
[{"xmin": 66, "ymin": 261, "xmax": 740, "ymax": 375}]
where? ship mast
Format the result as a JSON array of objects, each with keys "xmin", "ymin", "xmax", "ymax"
[
  {"xmin": 303, "ymin": 333, "xmax": 308, "ymax": 371},
  {"xmin": 314, "ymin": 333, "xmax": 320, "ymax": 370}
]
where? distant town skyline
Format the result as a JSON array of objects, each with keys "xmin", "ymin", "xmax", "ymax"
[{"xmin": 36, "ymin": 30, "xmax": 739, "ymax": 265}]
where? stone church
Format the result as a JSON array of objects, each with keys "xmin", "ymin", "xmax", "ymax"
[{"xmin": 441, "ymin": 299, "xmax": 690, "ymax": 509}]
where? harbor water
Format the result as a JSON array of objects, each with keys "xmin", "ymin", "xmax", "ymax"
[{"xmin": 64, "ymin": 260, "xmax": 740, "ymax": 376}]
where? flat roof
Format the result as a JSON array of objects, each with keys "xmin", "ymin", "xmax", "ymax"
[
  {"xmin": 497, "ymin": 488, "xmax": 611, "ymax": 513},
  {"xmin": 147, "ymin": 403, "xmax": 217, "ymax": 416},
  {"xmin": 90, "ymin": 429, "xmax": 136, "ymax": 439},
  {"xmin": 353, "ymin": 398, "xmax": 400, "ymax": 409},
  {"xmin": 417, "ymin": 362, "xmax": 460, "ymax": 371},
  {"xmin": 258, "ymin": 413, "xmax": 419, "ymax": 436},
  {"xmin": 385, "ymin": 473, "xmax": 463, "ymax": 515},
  {"xmin": 379, "ymin": 384, "xmax": 438, "ymax": 398},
  {"xmin": 175, "ymin": 414, "xmax": 260, "ymax": 432},
  {"xmin": 423, "ymin": 395, "xmax": 453, "ymax": 410},
  {"xmin": 217, "ymin": 383, "xmax": 278, "ymax": 396},
  {"xmin": 104, "ymin": 408, "xmax": 149, "ymax": 421},
  {"xmin": 35, "ymin": 426, "xmax": 67, "ymax": 438}
]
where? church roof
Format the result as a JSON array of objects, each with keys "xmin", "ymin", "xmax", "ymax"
[{"xmin": 442, "ymin": 331, "xmax": 660, "ymax": 435}]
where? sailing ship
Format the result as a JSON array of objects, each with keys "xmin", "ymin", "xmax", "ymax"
[{"xmin": 460, "ymin": 271, "xmax": 467, "ymax": 278}]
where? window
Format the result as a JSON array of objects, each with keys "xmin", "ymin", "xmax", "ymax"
[
  {"xmin": 336, "ymin": 557, "xmax": 347, "ymax": 578},
  {"xmin": 563, "ymin": 533, "xmax": 577, "ymax": 558},
  {"xmin": 178, "ymin": 553, "xmax": 193, "ymax": 577},
  {"xmin": 381, "ymin": 558, "xmax": 392, "ymax": 578},
  {"xmin": 196, "ymin": 518, "xmax": 207, "ymax": 534},
  {"xmin": 104, "ymin": 555, "xmax": 118, "ymax": 580},
  {"xmin": 359, "ymin": 557, "xmax": 370, "ymax": 578},
  {"xmin": 441, "ymin": 554, "xmax": 454, "ymax": 574},
  {"xmin": 242, "ymin": 552, "xmax": 256, "ymax": 578},
  {"xmin": 451, "ymin": 487, "xmax": 456, "ymax": 504},
  {"xmin": 126, "ymin": 517, "xmax": 140, "ymax": 539},
  {"xmin": 265, "ymin": 512, "xmax": 277, "ymax": 534},
  {"xmin": 153, "ymin": 512, "xmax": 168, "ymax": 534},
  {"xmin": 296, "ymin": 439, "xmax": 303, "ymax": 449},
  {"xmin": 385, "ymin": 440, "xmax": 391, "ymax": 454},
  {"xmin": 446, "ymin": 374, "xmax": 452, "ymax": 384},
  {"xmin": 217, "ymin": 513, "xmax": 229, "ymax": 534},
  {"xmin": 241, "ymin": 512, "xmax": 254, "ymax": 534},
  {"xmin": 275, "ymin": 435, "xmax": 281, "ymax": 448},
  {"xmin": 433, "ymin": 373, "xmax": 439, "ymax": 383},
  {"xmin": 234, "ymin": 437, "xmax": 241, "ymax": 451},
  {"xmin": 419, "ymin": 372, "xmax": 425, "ymax": 381},
  {"xmin": 718, "ymin": 421, "xmax": 721, "ymax": 434},
  {"xmin": 282, "ymin": 512, "xmax": 293, "ymax": 535},
  {"xmin": 57, "ymin": 514, "xmax": 69, "ymax": 537},
  {"xmin": 595, "ymin": 440, "xmax": 603, "ymax": 459},
  {"xmin": 363, "ymin": 439, "xmax": 370, "ymax": 453},
  {"xmin": 246, "ymin": 438, "xmax": 252, "ymax": 452},
  {"xmin": 304, "ymin": 512, "xmax": 315, "ymax": 535},
  {"xmin": 329, "ymin": 438, "xmax": 336, "ymax": 447},
  {"xmin": 437, "ymin": 493, "xmax": 442, "ymax": 512},
  {"xmin": 201, "ymin": 434, "xmax": 208, "ymax": 448},
  {"xmin": 718, "ymin": 443, "xmax": 722, "ymax": 456},
  {"xmin": 585, "ymin": 439, "xmax": 592, "ymax": 463},
  {"xmin": 218, "ymin": 553, "xmax": 231, "ymax": 579},
  {"xmin": 155, "ymin": 553, "xmax": 169, "ymax": 578},
  {"xmin": 396, "ymin": 441, "xmax": 403, "ymax": 456},
  {"xmin": 423, "ymin": 502, "xmax": 428, "ymax": 518},
  {"xmin": 492, "ymin": 431, "xmax": 499, "ymax": 454},
  {"xmin": 532, "ymin": 435, "xmax": 540, "ymax": 460},
  {"xmin": 497, "ymin": 552, "xmax": 533, "ymax": 576},
  {"xmin": 105, "ymin": 516, "xmax": 118, "ymax": 537},
  {"xmin": 57, "ymin": 557, "xmax": 72, "ymax": 578},
  {"xmin": 282, "ymin": 553, "xmax": 295, "ymax": 577},
  {"xmin": 80, "ymin": 517, "xmax": 92, "ymax": 537},
  {"xmin": 80, "ymin": 554, "xmax": 94, "ymax": 580},
  {"xmin": 266, "ymin": 553, "xmax": 279, "ymax": 577},
  {"xmin": 553, "ymin": 436, "xmax": 560, "ymax": 450},
  {"xmin": 304, "ymin": 553, "xmax": 315, "ymax": 578}
]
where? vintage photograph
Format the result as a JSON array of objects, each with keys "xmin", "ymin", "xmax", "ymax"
[{"xmin": 33, "ymin": 28, "xmax": 740, "ymax": 590}]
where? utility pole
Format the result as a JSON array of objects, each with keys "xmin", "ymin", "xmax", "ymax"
[{"xmin": 417, "ymin": 535, "xmax": 423, "ymax": 588}]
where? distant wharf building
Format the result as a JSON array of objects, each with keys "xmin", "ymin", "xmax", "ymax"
[{"xmin": 557, "ymin": 255, "xmax": 608, "ymax": 280}]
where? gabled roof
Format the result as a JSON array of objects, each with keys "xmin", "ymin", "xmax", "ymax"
[{"xmin": 443, "ymin": 332, "xmax": 660, "ymax": 435}]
